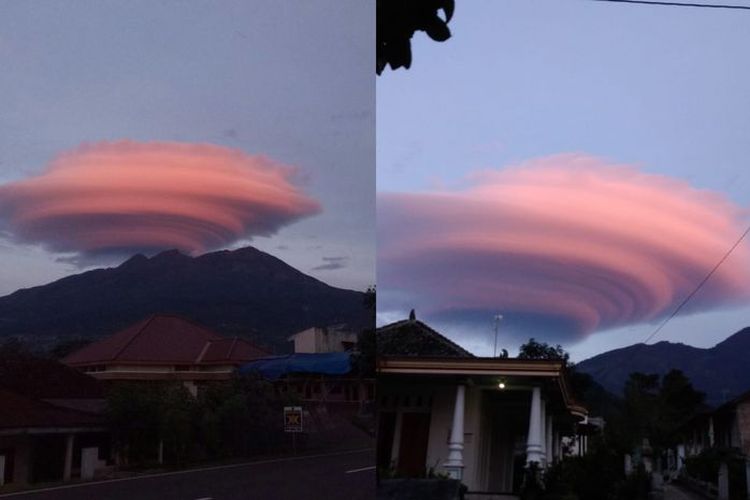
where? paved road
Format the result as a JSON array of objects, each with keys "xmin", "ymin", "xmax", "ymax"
[
  {"xmin": 664, "ymin": 483, "xmax": 709, "ymax": 500},
  {"xmin": 0, "ymin": 449, "xmax": 375, "ymax": 500}
]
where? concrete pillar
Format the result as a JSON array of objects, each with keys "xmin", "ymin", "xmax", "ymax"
[
  {"xmin": 445, "ymin": 385, "xmax": 466, "ymax": 477},
  {"xmin": 63, "ymin": 434, "xmax": 74, "ymax": 481},
  {"xmin": 444, "ymin": 384, "xmax": 466, "ymax": 480},
  {"xmin": 718, "ymin": 461, "xmax": 729, "ymax": 500},
  {"xmin": 80, "ymin": 447, "xmax": 98, "ymax": 480},
  {"xmin": 551, "ymin": 428, "xmax": 558, "ymax": 462},
  {"xmin": 526, "ymin": 386, "xmax": 544, "ymax": 466},
  {"xmin": 546, "ymin": 416, "xmax": 553, "ymax": 465},
  {"xmin": 540, "ymin": 399, "xmax": 547, "ymax": 467},
  {"xmin": 0, "ymin": 454, "xmax": 5, "ymax": 487}
]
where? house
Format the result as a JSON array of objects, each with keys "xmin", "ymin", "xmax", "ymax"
[
  {"xmin": 240, "ymin": 349, "xmax": 376, "ymax": 451},
  {"xmin": 377, "ymin": 313, "xmax": 587, "ymax": 499},
  {"xmin": 63, "ymin": 314, "xmax": 269, "ymax": 396},
  {"xmin": 288, "ymin": 325, "xmax": 358, "ymax": 354},
  {"xmin": 240, "ymin": 351, "xmax": 373, "ymax": 406},
  {"xmin": 0, "ymin": 356, "xmax": 109, "ymax": 488},
  {"xmin": 676, "ymin": 391, "xmax": 750, "ymax": 499}
]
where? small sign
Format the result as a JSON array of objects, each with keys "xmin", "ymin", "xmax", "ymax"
[{"xmin": 284, "ymin": 406, "xmax": 303, "ymax": 433}]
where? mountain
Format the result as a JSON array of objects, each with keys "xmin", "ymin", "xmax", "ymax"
[
  {"xmin": 576, "ymin": 327, "xmax": 750, "ymax": 407},
  {"xmin": 0, "ymin": 247, "xmax": 371, "ymax": 352}
]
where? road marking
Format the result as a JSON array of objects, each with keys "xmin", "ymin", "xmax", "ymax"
[
  {"xmin": 194, "ymin": 497, "xmax": 213, "ymax": 500},
  {"xmin": 345, "ymin": 465, "xmax": 376, "ymax": 474},
  {"xmin": 0, "ymin": 448, "xmax": 373, "ymax": 498}
]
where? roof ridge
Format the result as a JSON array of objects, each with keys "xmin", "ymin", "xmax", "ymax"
[
  {"xmin": 111, "ymin": 314, "xmax": 157, "ymax": 361},
  {"xmin": 415, "ymin": 319, "xmax": 474, "ymax": 357},
  {"xmin": 227, "ymin": 337, "xmax": 239, "ymax": 359},
  {"xmin": 377, "ymin": 317, "xmax": 474, "ymax": 357},
  {"xmin": 195, "ymin": 340, "xmax": 212, "ymax": 364}
]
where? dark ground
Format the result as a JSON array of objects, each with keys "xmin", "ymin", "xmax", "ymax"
[{"xmin": 0, "ymin": 448, "xmax": 374, "ymax": 500}]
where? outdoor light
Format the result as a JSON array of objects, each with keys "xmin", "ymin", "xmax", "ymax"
[{"xmin": 498, "ymin": 381, "xmax": 506, "ymax": 389}]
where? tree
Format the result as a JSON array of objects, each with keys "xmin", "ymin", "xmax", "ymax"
[
  {"xmin": 376, "ymin": 0, "xmax": 454, "ymax": 74},
  {"xmin": 48, "ymin": 338, "xmax": 93, "ymax": 360},
  {"xmin": 518, "ymin": 338, "xmax": 570, "ymax": 365},
  {"xmin": 617, "ymin": 370, "xmax": 705, "ymax": 452}
]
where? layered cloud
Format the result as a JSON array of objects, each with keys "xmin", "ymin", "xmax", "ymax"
[
  {"xmin": 0, "ymin": 141, "xmax": 320, "ymax": 259},
  {"xmin": 378, "ymin": 154, "xmax": 750, "ymax": 341}
]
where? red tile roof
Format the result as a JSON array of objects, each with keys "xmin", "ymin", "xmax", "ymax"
[
  {"xmin": 0, "ymin": 388, "xmax": 102, "ymax": 430},
  {"xmin": 63, "ymin": 314, "xmax": 269, "ymax": 366},
  {"xmin": 0, "ymin": 356, "xmax": 104, "ymax": 399}
]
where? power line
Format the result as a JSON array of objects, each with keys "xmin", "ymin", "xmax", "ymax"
[
  {"xmin": 591, "ymin": 222, "xmax": 750, "ymax": 383},
  {"xmin": 593, "ymin": 0, "xmax": 750, "ymax": 10},
  {"xmin": 641, "ymin": 223, "xmax": 750, "ymax": 345}
]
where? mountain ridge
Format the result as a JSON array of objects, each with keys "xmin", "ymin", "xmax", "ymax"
[
  {"xmin": 0, "ymin": 247, "xmax": 371, "ymax": 352},
  {"xmin": 576, "ymin": 327, "xmax": 750, "ymax": 407}
]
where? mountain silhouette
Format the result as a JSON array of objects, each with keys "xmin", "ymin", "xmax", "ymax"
[
  {"xmin": 0, "ymin": 247, "xmax": 371, "ymax": 352},
  {"xmin": 576, "ymin": 327, "xmax": 750, "ymax": 407}
]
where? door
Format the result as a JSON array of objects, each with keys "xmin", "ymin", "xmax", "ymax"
[{"xmin": 397, "ymin": 412, "xmax": 431, "ymax": 477}]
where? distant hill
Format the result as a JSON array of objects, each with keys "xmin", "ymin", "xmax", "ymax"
[
  {"xmin": 0, "ymin": 247, "xmax": 371, "ymax": 352},
  {"xmin": 576, "ymin": 327, "xmax": 750, "ymax": 407}
]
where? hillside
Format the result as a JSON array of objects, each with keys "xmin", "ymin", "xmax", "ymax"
[
  {"xmin": 576, "ymin": 327, "xmax": 750, "ymax": 407},
  {"xmin": 0, "ymin": 247, "xmax": 371, "ymax": 352}
]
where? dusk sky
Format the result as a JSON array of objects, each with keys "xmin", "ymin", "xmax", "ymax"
[
  {"xmin": 377, "ymin": 0, "xmax": 750, "ymax": 361},
  {"xmin": 0, "ymin": 1, "xmax": 374, "ymax": 295}
]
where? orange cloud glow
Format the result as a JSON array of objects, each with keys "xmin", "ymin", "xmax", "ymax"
[
  {"xmin": 378, "ymin": 154, "xmax": 750, "ymax": 339},
  {"xmin": 0, "ymin": 141, "xmax": 320, "ymax": 258}
]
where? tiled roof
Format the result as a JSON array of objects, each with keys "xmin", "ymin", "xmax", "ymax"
[
  {"xmin": 0, "ymin": 356, "xmax": 104, "ymax": 400},
  {"xmin": 377, "ymin": 314, "xmax": 474, "ymax": 358},
  {"xmin": 199, "ymin": 337, "xmax": 269, "ymax": 363},
  {"xmin": 0, "ymin": 388, "xmax": 102, "ymax": 430},
  {"xmin": 63, "ymin": 314, "xmax": 269, "ymax": 366}
]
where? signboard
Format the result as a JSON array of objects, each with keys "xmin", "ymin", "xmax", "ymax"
[{"xmin": 284, "ymin": 406, "xmax": 303, "ymax": 433}]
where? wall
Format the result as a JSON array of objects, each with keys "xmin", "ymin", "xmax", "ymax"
[{"xmin": 0, "ymin": 435, "xmax": 31, "ymax": 485}]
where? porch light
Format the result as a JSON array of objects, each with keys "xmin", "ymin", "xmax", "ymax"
[{"xmin": 498, "ymin": 381, "xmax": 506, "ymax": 389}]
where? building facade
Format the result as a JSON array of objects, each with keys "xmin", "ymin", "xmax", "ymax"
[
  {"xmin": 63, "ymin": 314, "xmax": 269, "ymax": 396},
  {"xmin": 377, "ymin": 315, "xmax": 587, "ymax": 498}
]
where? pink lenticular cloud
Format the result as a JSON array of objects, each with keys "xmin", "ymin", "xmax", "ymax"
[
  {"xmin": 0, "ymin": 141, "xmax": 321, "ymax": 258},
  {"xmin": 378, "ymin": 154, "xmax": 750, "ymax": 339}
]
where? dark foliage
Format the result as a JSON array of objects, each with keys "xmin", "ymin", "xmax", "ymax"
[
  {"xmin": 540, "ymin": 438, "xmax": 651, "ymax": 500},
  {"xmin": 576, "ymin": 328, "xmax": 750, "ymax": 406},
  {"xmin": 106, "ymin": 375, "xmax": 294, "ymax": 467},
  {"xmin": 376, "ymin": 0, "xmax": 454, "ymax": 74},
  {"xmin": 49, "ymin": 338, "xmax": 93, "ymax": 359},
  {"xmin": 518, "ymin": 338, "xmax": 570, "ymax": 364}
]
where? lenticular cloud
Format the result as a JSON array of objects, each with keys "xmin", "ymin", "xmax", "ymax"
[
  {"xmin": 0, "ymin": 141, "xmax": 321, "ymax": 258},
  {"xmin": 378, "ymin": 154, "xmax": 750, "ymax": 339}
]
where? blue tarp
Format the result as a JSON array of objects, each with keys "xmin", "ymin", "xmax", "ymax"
[{"xmin": 238, "ymin": 352, "xmax": 352, "ymax": 380}]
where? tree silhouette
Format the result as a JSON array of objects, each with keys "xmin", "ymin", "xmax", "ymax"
[{"xmin": 376, "ymin": 0, "xmax": 454, "ymax": 74}]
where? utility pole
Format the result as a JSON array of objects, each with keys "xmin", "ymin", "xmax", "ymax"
[{"xmin": 493, "ymin": 314, "xmax": 503, "ymax": 357}]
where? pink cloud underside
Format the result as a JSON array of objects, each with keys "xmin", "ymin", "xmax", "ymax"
[
  {"xmin": 0, "ymin": 141, "xmax": 321, "ymax": 256},
  {"xmin": 378, "ymin": 154, "xmax": 750, "ymax": 336}
]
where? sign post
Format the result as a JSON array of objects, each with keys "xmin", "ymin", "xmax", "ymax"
[{"xmin": 284, "ymin": 406, "xmax": 303, "ymax": 454}]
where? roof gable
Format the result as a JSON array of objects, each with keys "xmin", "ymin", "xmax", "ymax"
[
  {"xmin": 377, "ymin": 317, "xmax": 474, "ymax": 358},
  {"xmin": 0, "ymin": 388, "xmax": 102, "ymax": 430},
  {"xmin": 63, "ymin": 314, "xmax": 268, "ymax": 365},
  {"xmin": 0, "ymin": 356, "xmax": 104, "ymax": 399}
]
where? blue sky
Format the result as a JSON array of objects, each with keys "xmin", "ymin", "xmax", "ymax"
[
  {"xmin": 0, "ymin": 0, "xmax": 374, "ymax": 295},
  {"xmin": 377, "ymin": 0, "xmax": 750, "ymax": 361}
]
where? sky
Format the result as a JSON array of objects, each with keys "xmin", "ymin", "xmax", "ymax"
[
  {"xmin": 377, "ymin": 0, "xmax": 750, "ymax": 361},
  {"xmin": 0, "ymin": 0, "xmax": 374, "ymax": 295}
]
